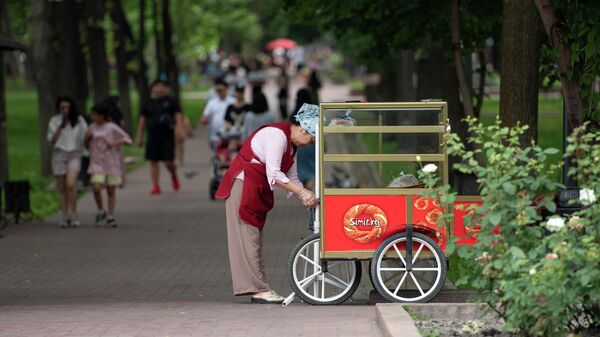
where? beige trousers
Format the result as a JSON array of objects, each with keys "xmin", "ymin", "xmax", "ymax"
[{"xmin": 226, "ymin": 179, "xmax": 270, "ymax": 295}]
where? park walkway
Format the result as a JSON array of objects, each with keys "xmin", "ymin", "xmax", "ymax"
[{"xmin": 0, "ymin": 79, "xmax": 380, "ymax": 337}]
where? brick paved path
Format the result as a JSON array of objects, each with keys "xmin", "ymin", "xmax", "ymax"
[
  {"xmin": 0, "ymin": 303, "xmax": 380, "ymax": 337},
  {"xmin": 0, "ymin": 79, "xmax": 381, "ymax": 337}
]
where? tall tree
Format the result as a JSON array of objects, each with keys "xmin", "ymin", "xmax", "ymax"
[
  {"xmin": 451, "ymin": 0, "xmax": 475, "ymax": 120},
  {"xmin": 136, "ymin": 0, "xmax": 150, "ymax": 105},
  {"xmin": 152, "ymin": 0, "xmax": 164, "ymax": 77},
  {"xmin": 162, "ymin": 0, "xmax": 179, "ymax": 100},
  {"xmin": 534, "ymin": 0, "xmax": 584, "ymax": 130},
  {"xmin": 1, "ymin": 1, "xmax": 19, "ymax": 80},
  {"xmin": 108, "ymin": 0, "xmax": 134, "ymax": 133},
  {"xmin": 86, "ymin": 0, "xmax": 110, "ymax": 102},
  {"xmin": 0, "ymin": 0, "xmax": 7, "ymax": 186},
  {"xmin": 31, "ymin": 0, "xmax": 89, "ymax": 176},
  {"xmin": 0, "ymin": 48, "xmax": 6, "ymax": 186},
  {"xmin": 30, "ymin": 0, "xmax": 57, "ymax": 176},
  {"xmin": 56, "ymin": 0, "xmax": 89, "ymax": 112},
  {"xmin": 500, "ymin": 0, "xmax": 541, "ymax": 144}
]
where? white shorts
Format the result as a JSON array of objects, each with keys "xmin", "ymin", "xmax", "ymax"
[{"xmin": 51, "ymin": 149, "xmax": 82, "ymax": 176}]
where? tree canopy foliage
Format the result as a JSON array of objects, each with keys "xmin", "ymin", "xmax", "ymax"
[{"xmin": 280, "ymin": 0, "xmax": 501, "ymax": 69}]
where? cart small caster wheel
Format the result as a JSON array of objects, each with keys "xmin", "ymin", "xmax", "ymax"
[
  {"xmin": 288, "ymin": 233, "xmax": 361, "ymax": 305},
  {"xmin": 370, "ymin": 232, "xmax": 447, "ymax": 303}
]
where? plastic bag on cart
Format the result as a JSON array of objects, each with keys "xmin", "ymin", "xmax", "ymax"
[
  {"xmin": 328, "ymin": 113, "xmax": 356, "ymax": 126},
  {"xmin": 388, "ymin": 172, "xmax": 422, "ymax": 188}
]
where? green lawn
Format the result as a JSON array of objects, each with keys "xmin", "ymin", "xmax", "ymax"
[
  {"xmin": 4, "ymin": 87, "xmax": 206, "ymax": 219},
  {"xmin": 481, "ymin": 95, "xmax": 564, "ymax": 115}
]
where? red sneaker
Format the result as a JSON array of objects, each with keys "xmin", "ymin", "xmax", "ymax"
[
  {"xmin": 151, "ymin": 184, "xmax": 161, "ymax": 195},
  {"xmin": 172, "ymin": 175, "xmax": 180, "ymax": 191}
]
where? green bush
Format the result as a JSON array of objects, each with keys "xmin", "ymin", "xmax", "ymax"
[{"xmin": 419, "ymin": 117, "xmax": 599, "ymax": 336}]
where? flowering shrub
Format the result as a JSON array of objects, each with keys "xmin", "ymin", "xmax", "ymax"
[{"xmin": 419, "ymin": 118, "xmax": 600, "ymax": 336}]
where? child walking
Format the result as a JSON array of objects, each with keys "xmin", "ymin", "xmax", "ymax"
[{"xmin": 85, "ymin": 98, "xmax": 132, "ymax": 227}]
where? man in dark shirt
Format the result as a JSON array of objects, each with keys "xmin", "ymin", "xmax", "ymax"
[{"xmin": 136, "ymin": 80, "xmax": 183, "ymax": 194}]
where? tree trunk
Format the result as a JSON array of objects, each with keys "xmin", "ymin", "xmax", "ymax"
[
  {"xmin": 451, "ymin": 0, "xmax": 483, "ymax": 165},
  {"xmin": 162, "ymin": 0, "xmax": 180, "ymax": 100},
  {"xmin": 417, "ymin": 47, "xmax": 446, "ymax": 100},
  {"xmin": 0, "ymin": 50, "xmax": 6, "ymax": 185},
  {"xmin": 451, "ymin": 0, "xmax": 475, "ymax": 120},
  {"xmin": 86, "ymin": 0, "xmax": 110, "ymax": 102},
  {"xmin": 534, "ymin": 0, "xmax": 584, "ymax": 130},
  {"xmin": 31, "ymin": 0, "xmax": 89, "ymax": 176},
  {"xmin": 31, "ymin": 0, "xmax": 57, "ymax": 176},
  {"xmin": 415, "ymin": 47, "xmax": 446, "ymax": 152},
  {"xmin": 0, "ymin": 0, "xmax": 7, "ymax": 185},
  {"xmin": 446, "ymin": 60, "xmax": 467, "ymax": 145},
  {"xmin": 474, "ymin": 50, "xmax": 486, "ymax": 119},
  {"xmin": 1, "ymin": 4, "xmax": 20, "ymax": 80},
  {"xmin": 137, "ymin": 0, "xmax": 150, "ymax": 105},
  {"xmin": 55, "ymin": 0, "xmax": 89, "ymax": 112},
  {"xmin": 109, "ymin": 0, "xmax": 133, "ymax": 134},
  {"xmin": 152, "ymin": 0, "xmax": 164, "ymax": 78},
  {"xmin": 500, "ymin": 0, "xmax": 541, "ymax": 145}
]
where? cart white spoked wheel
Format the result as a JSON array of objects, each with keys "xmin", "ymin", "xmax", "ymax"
[
  {"xmin": 370, "ymin": 232, "xmax": 447, "ymax": 303},
  {"xmin": 288, "ymin": 233, "xmax": 361, "ymax": 305}
]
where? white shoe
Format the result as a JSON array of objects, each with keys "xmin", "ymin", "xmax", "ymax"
[
  {"xmin": 251, "ymin": 290, "xmax": 284, "ymax": 304},
  {"xmin": 69, "ymin": 213, "xmax": 79, "ymax": 228}
]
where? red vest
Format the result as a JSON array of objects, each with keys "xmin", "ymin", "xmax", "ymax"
[{"xmin": 216, "ymin": 122, "xmax": 296, "ymax": 228}]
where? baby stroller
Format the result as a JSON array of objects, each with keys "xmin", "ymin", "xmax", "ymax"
[{"xmin": 209, "ymin": 129, "xmax": 243, "ymax": 200}]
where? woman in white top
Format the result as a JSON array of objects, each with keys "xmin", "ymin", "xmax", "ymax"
[{"xmin": 46, "ymin": 96, "xmax": 88, "ymax": 227}]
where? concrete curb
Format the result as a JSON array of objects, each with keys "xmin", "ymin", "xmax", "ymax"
[
  {"xmin": 375, "ymin": 303, "xmax": 421, "ymax": 337},
  {"xmin": 369, "ymin": 289, "xmax": 477, "ymax": 304},
  {"xmin": 403, "ymin": 303, "xmax": 490, "ymax": 320}
]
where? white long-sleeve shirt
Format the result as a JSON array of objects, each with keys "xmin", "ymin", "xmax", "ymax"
[{"xmin": 235, "ymin": 127, "xmax": 301, "ymax": 193}]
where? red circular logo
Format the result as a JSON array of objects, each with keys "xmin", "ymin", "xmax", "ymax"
[{"xmin": 343, "ymin": 204, "xmax": 388, "ymax": 244}]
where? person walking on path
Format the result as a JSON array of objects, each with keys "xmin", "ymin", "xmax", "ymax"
[
  {"xmin": 201, "ymin": 78, "xmax": 235, "ymax": 145},
  {"xmin": 215, "ymin": 103, "xmax": 319, "ymax": 304},
  {"xmin": 85, "ymin": 98, "xmax": 132, "ymax": 227},
  {"xmin": 136, "ymin": 80, "xmax": 184, "ymax": 195},
  {"xmin": 47, "ymin": 96, "xmax": 88, "ymax": 228}
]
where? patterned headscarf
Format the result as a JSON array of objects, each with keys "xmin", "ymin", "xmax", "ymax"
[{"xmin": 294, "ymin": 103, "xmax": 319, "ymax": 136}]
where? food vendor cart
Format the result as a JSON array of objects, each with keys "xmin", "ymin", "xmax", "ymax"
[{"xmin": 284, "ymin": 102, "xmax": 482, "ymax": 305}]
